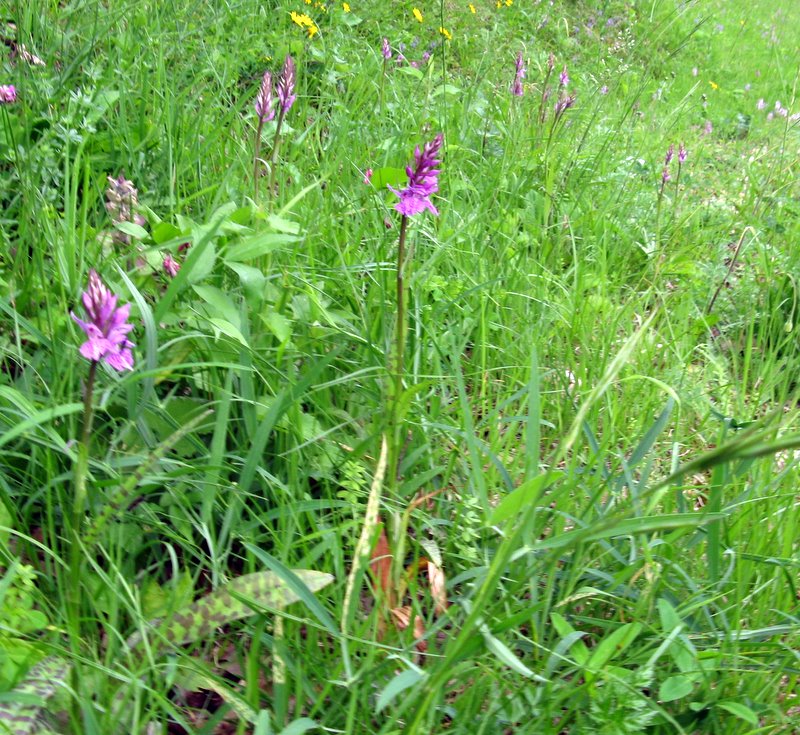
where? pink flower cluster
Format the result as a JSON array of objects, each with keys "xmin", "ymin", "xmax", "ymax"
[
  {"xmin": 389, "ymin": 134, "xmax": 444, "ymax": 217},
  {"xmin": 72, "ymin": 270, "xmax": 135, "ymax": 371},
  {"xmin": 0, "ymin": 85, "xmax": 16, "ymax": 103}
]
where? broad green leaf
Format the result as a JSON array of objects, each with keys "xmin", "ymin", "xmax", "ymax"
[
  {"xmin": 549, "ymin": 613, "xmax": 589, "ymax": 666},
  {"xmin": 715, "ymin": 701, "xmax": 759, "ymax": 725},
  {"xmin": 262, "ymin": 311, "xmax": 292, "ymax": 343},
  {"xmin": 278, "ymin": 718, "xmax": 319, "ymax": 735},
  {"xmin": 227, "ymin": 262, "xmax": 266, "ymax": 300},
  {"xmin": 479, "ymin": 621, "xmax": 548, "ymax": 682},
  {"xmin": 266, "ymin": 214, "xmax": 300, "ymax": 234},
  {"xmin": 396, "ymin": 65, "xmax": 424, "ymax": 80},
  {"xmin": 244, "ymin": 547, "xmax": 341, "ymax": 638},
  {"xmin": 136, "ymin": 570, "xmax": 333, "ymax": 649},
  {"xmin": 207, "ymin": 318, "xmax": 248, "ymax": 347},
  {"xmin": 114, "ymin": 221, "xmax": 148, "ymax": 240},
  {"xmin": 432, "ymin": 83, "xmax": 462, "ymax": 98},
  {"xmin": 226, "ymin": 233, "xmax": 300, "ymax": 262},
  {"xmin": 193, "ymin": 285, "xmax": 241, "ymax": 327},
  {"xmin": 368, "ymin": 167, "xmax": 406, "ymax": 190},
  {"xmin": 179, "ymin": 668, "xmax": 257, "ymax": 723},
  {"xmin": 0, "ymin": 501, "xmax": 11, "ymax": 548},
  {"xmin": 0, "ymin": 657, "xmax": 69, "ymax": 735},
  {"xmin": 151, "ymin": 221, "xmax": 184, "ymax": 245},
  {"xmin": 659, "ymin": 675, "xmax": 694, "ymax": 702},
  {"xmin": 376, "ymin": 669, "xmax": 426, "ymax": 713},
  {"xmin": 490, "ymin": 473, "xmax": 557, "ymax": 525},
  {"xmin": 544, "ymin": 631, "xmax": 590, "ymax": 677},
  {"xmin": 142, "ymin": 572, "xmax": 194, "ymax": 619},
  {"xmin": 585, "ymin": 622, "xmax": 642, "ymax": 682}
]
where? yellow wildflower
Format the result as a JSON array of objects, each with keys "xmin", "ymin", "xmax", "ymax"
[
  {"xmin": 413, "ymin": 7, "xmax": 423, "ymax": 22},
  {"xmin": 469, "ymin": 3, "xmax": 476, "ymax": 12},
  {"xmin": 709, "ymin": 80, "xmax": 719, "ymax": 90},
  {"xmin": 505, "ymin": 0, "xmax": 513, "ymax": 5},
  {"xmin": 290, "ymin": 11, "xmax": 318, "ymax": 38},
  {"xmin": 343, "ymin": 1, "xmax": 350, "ymax": 9},
  {"xmin": 439, "ymin": 27, "xmax": 452, "ymax": 40}
]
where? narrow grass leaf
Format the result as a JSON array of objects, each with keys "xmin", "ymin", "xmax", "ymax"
[{"xmin": 376, "ymin": 669, "xmax": 426, "ymax": 713}]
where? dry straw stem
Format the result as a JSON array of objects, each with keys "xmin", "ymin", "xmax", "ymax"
[{"xmin": 342, "ymin": 435, "xmax": 388, "ymax": 637}]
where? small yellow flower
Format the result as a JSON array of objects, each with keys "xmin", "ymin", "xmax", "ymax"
[
  {"xmin": 505, "ymin": 0, "xmax": 513, "ymax": 5},
  {"xmin": 305, "ymin": 0, "xmax": 311, "ymax": 4},
  {"xmin": 709, "ymin": 80, "xmax": 719, "ymax": 90},
  {"xmin": 290, "ymin": 10, "xmax": 319, "ymax": 38},
  {"xmin": 343, "ymin": 1, "xmax": 350, "ymax": 9},
  {"xmin": 413, "ymin": 7, "xmax": 423, "ymax": 22},
  {"xmin": 439, "ymin": 27, "xmax": 452, "ymax": 41},
  {"xmin": 469, "ymin": 3, "xmax": 476, "ymax": 12}
]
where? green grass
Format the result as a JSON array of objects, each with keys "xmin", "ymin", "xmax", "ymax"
[{"xmin": 1, "ymin": 0, "xmax": 800, "ymax": 733}]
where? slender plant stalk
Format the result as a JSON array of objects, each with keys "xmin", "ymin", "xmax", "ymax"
[
  {"xmin": 387, "ymin": 214, "xmax": 409, "ymax": 493},
  {"xmin": 267, "ymin": 108, "xmax": 287, "ymax": 200},
  {"xmin": 69, "ymin": 361, "xmax": 97, "ymax": 626},
  {"xmin": 68, "ymin": 359, "xmax": 97, "ymax": 724},
  {"xmin": 253, "ymin": 116, "xmax": 265, "ymax": 200}
]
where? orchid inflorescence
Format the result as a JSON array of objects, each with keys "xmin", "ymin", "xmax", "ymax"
[
  {"xmin": 389, "ymin": 134, "xmax": 444, "ymax": 217},
  {"xmin": 71, "ymin": 270, "xmax": 135, "ymax": 372}
]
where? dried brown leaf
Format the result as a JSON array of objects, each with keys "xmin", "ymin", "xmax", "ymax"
[
  {"xmin": 370, "ymin": 525, "xmax": 394, "ymax": 606},
  {"xmin": 389, "ymin": 605, "xmax": 427, "ymax": 653},
  {"xmin": 426, "ymin": 559, "xmax": 448, "ymax": 616}
]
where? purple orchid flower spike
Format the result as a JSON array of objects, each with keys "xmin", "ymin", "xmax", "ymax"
[
  {"xmin": 678, "ymin": 143, "xmax": 687, "ymax": 164},
  {"xmin": 255, "ymin": 71, "xmax": 275, "ymax": 122},
  {"xmin": 276, "ymin": 55, "xmax": 297, "ymax": 113},
  {"xmin": 554, "ymin": 94, "xmax": 576, "ymax": 121},
  {"xmin": 664, "ymin": 144, "xmax": 674, "ymax": 166},
  {"xmin": 389, "ymin": 133, "xmax": 444, "ymax": 217},
  {"xmin": 71, "ymin": 270, "xmax": 135, "ymax": 371},
  {"xmin": 512, "ymin": 51, "xmax": 525, "ymax": 96},
  {"xmin": 559, "ymin": 65, "xmax": 569, "ymax": 88},
  {"xmin": 0, "ymin": 85, "xmax": 16, "ymax": 103},
  {"xmin": 382, "ymin": 37, "xmax": 392, "ymax": 60}
]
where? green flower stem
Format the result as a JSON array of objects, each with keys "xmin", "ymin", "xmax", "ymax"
[
  {"xmin": 253, "ymin": 115, "xmax": 266, "ymax": 200},
  {"xmin": 268, "ymin": 107, "xmax": 287, "ymax": 201},
  {"xmin": 387, "ymin": 214, "xmax": 409, "ymax": 495},
  {"xmin": 69, "ymin": 360, "xmax": 97, "ymax": 638}
]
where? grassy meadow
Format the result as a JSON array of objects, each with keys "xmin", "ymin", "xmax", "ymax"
[{"xmin": 2, "ymin": 0, "xmax": 800, "ymax": 732}]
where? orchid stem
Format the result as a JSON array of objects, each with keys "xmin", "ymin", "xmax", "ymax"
[{"xmin": 388, "ymin": 214, "xmax": 409, "ymax": 496}]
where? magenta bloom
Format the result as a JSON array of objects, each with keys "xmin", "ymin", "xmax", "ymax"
[
  {"xmin": 678, "ymin": 143, "xmax": 687, "ymax": 164},
  {"xmin": 512, "ymin": 51, "xmax": 525, "ymax": 96},
  {"xmin": 276, "ymin": 55, "xmax": 296, "ymax": 113},
  {"xmin": 554, "ymin": 94, "xmax": 576, "ymax": 121},
  {"xmin": 389, "ymin": 134, "xmax": 444, "ymax": 217},
  {"xmin": 255, "ymin": 71, "xmax": 275, "ymax": 122},
  {"xmin": 163, "ymin": 254, "xmax": 180, "ymax": 278},
  {"xmin": 364, "ymin": 168, "xmax": 373, "ymax": 185},
  {"xmin": 71, "ymin": 270, "xmax": 135, "ymax": 371},
  {"xmin": 0, "ymin": 85, "xmax": 15, "ymax": 103},
  {"xmin": 382, "ymin": 38, "xmax": 392, "ymax": 60}
]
